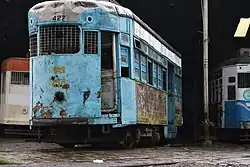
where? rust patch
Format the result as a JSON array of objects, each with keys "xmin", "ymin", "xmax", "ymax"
[
  {"xmin": 136, "ymin": 82, "xmax": 167, "ymax": 125},
  {"xmin": 62, "ymin": 83, "xmax": 70, "ymax": 89}
]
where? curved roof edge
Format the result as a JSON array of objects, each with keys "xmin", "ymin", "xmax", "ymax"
[{"xmin": 29, "ymin": 0, "xmax": 182, "ymax": 58}]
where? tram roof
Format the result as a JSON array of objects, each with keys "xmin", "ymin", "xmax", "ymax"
[
  {"xmin": 29, "ymin": 0, "xmax": 182, "ymax": 59},
  {"xmin": 1, "ymin": 57, "xmax": 29, "ymax": 72},
  {"xmin": 219, "ymin": 55, "xmax": 250, "ymax": 67}
]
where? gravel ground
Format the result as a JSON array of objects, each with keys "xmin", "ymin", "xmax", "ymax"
[{"xmin": 0, "ymin": 139, "xmax": 250, "ymax": 167}]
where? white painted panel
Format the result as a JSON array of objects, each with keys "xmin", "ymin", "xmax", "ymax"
[
  {"xmin": 134, "ymin": 21, "xmax": 181, "ymax": 67},
  {"xmin": 237, "ymin": 64, "xmax": 250, "ymax": 73},
  {"xmin": 222, "ymin": 66, "xmax": 238, "ymax": 101},
  {"xmin": 7, "ymin": 85, "xmax": 29, "ymax": 106}
]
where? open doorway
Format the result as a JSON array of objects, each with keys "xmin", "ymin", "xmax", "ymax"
[{"xmin": 101, "ymin": 31, "xmax": 116, "ymax": 112}]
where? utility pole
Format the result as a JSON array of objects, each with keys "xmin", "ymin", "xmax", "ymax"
[{"xmin": 201, "ymin": 0, "xmax": 210, "ymax": 145}]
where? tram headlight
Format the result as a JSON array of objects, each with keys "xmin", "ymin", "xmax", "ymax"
[{"xmin": 22, "ymin": 108, "xmax": 28, "ymax": 115}]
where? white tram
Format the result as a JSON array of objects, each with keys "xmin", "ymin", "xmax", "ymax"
[{"xmin": 0, "ymin": 57, "xmax": 30, "ymax": 135}]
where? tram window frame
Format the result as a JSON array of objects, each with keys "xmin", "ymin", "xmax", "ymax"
[
  {"xmin": 153, "ymin": 62, "xmax": 158, "ymax": 87},
  {"xmin": 120, "ymin": 46, "xmax": 130, "ymax": 78},
  {"xmin": 10, "ymin": 72, "xmax": 29, "ymax": 85},
  {"xmin": 84, "ymin": 31, "xmax": 98, "ymax": 55},
  {"xmin": 158, "ymin": 66, "xmax": 163, "ymax": 89},
  {"xmin": 238, "ymin": 73, "xmax": 250, "ymax": 88},
  {"xmin": 147, "ymin": 59, "xmax": 153, "ymax": 85},
  {"xmin": 162, "ymin": 69, "xmax": 167, "ymax": 91},
  {"xmin": 39, "ymin": 25, "xmax": 81, "ymax": 55},
  {"xmin": 140, "ymin": 54, "xmax": 147, "ymax": 83},
  {"xmin": 134, "ymin": 50, "xmax": 141, "ymax": 80},
  {"xmin": 29, "ymin": 34, "xmax": 37, "ymax": 57}
]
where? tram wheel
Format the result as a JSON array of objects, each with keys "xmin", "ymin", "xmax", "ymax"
[
  {"xmin": 119, "ymin": 131, "xmax": 137, "ymax": 149},
  {"xmin": 57, "ymin": 143, "xmax": 75, "ymax": 148}
]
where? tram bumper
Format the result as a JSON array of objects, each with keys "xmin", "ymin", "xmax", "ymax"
[{"xmin": 31, "ymin": 118, "xmax": 89, "ymax": 126}]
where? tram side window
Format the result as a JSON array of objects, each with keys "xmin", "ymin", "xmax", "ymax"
[
  {"xmin": 147, "ymin": 60, "xmax": 153, "ymax": 85},
  {"xmin": 153, "ymin": 63, "xmax": 158, "ymax": 87},
  {"xmin": 134, "ymin": 50, "xmax": 141, "ymax": 80},
  {"xmin": 120, "ymin": 46, "xmax": 130, "ymax": 78},
  {"xmin": 11, "ymin": 72, "xmax": 29, "ymax": 85},
  {"xmin": 85, "ymin": 31, "xmax": 98, "ymax": 54},
  {"xmin": 140, "ymin": 54, "xmax": 147, "ymax": 83},
  {"xmin": 238, "ymin": 73, "xmax": 250, "ymax": 88},
  {"xmin": 158, "ymin": 66, "xmax": 162, "ymax": 89},
  {"xmin": 29, "ymin": 34, "xmax": 37, "ymax": 57}
]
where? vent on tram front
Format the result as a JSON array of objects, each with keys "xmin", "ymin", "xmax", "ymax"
[{"xmin": 39, "ymin": 25, "xmax": 81, "ymax": 55}]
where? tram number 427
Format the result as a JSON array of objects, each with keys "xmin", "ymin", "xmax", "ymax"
[{"xmin": 52, "ymin": 15, "xmax": 66, "ymax": 21}]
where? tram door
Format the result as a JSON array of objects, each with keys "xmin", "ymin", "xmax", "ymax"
[{"xmin": 101, "ymin": 31, "xmax": 117, "ymax": 113}]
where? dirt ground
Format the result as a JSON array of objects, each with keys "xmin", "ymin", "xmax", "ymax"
[{"xmin": 0, "ymin": 139, "xmax": 250, "ymax": 167}]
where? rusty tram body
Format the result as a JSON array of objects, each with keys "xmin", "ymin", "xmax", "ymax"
[{"xmin": 28, "ymin": 0, "xmax": 183, "ymax": 148}]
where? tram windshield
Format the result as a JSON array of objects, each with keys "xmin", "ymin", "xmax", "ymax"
[{"xmin": 238, "ymin": 73, "xmax": 250, "ymax": 88}]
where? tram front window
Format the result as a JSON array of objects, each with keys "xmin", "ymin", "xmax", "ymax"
[
  {"xmin": 39, "ymin": 25, "xmax": 81, "ymax": 55},
  {"xmin": 238, "ymin": 73, "xmax": 250, "ymax": 88}
]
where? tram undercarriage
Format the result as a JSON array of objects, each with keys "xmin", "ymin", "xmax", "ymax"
[{"xmin": 33, "ymin": 124, "xmax": 164, "ymax": 148}]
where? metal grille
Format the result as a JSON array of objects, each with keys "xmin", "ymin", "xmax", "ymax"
[
  {"xmin": 227, "ymin": 85, "xmax": 236, "ymax": 100},
  {"xmin": 29, "ymin": 34, "xmax": 37, "ymax": 57},
  {"xmin": 39, "ymin": 25, "xmax": 80, "ymax": 54},
  {"xmin": 84, "ymin": 31, "xmax": 98, "ymax": 54},
  {"xmin": 11, "ymin": 72, "xmax": 29, "ymax": 85}
]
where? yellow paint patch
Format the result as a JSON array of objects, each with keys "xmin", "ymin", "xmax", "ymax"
[{"xmin": 51, "ymin": 66, "xmax": 66, "ymax": 74}]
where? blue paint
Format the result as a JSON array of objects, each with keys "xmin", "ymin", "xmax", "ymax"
[
  {"xmin": 120, "ymin": 78, "xmax": 137, "ymax": 125},
  {"xmin": 31, "ymin": 55, "xmax": 101, "ymax": 119},
  {"xmin": 119, "ymin": 17, "xmax": 130, "ymax": 33},
  {"xmin": 224, "ymin": 100, "xmax": 250, "ymax": 128},
  {"xmin": 28, "ymin": 13, "xmax": 38, "ymax": 34},
  {"xmin": 78, "ymin": 8, "xmax": 119, "ymax": 31}
]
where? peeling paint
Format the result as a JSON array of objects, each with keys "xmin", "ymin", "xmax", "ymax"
[
  {"xmin": 136, "ymin": 82, "xmax": 167, "ymax": 125},
  {"xmin": 82, "ymin": 88, "xmax": 91, "ymax": 105},
  {"xmin": 31, "ymin": 54, "xmax": 101, "ymax": 119}
]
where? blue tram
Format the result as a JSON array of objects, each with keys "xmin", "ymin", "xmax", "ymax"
[
  {"xmin": 209, "ymin": 48, "xmax": 250, "ymax": 142},
  {"xmin": 28, "ymin": 0, "xmax": 183, "ymax": 148}
]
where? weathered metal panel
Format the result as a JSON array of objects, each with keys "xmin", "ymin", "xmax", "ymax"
[
  {"xmin": 78, "ymin": 8, "xmax": 119, "ymax": 31},
  {"xmin": 31, "ymin": 55, "xmax": 101, "ymax": 119},
  {"xmin": 121, "ymin": 78, "xmax": 136, "ymax": 125},
  {"xmin": 101, "ymin": 69, "xmax": 115, "ymax": 110},
  {"xmin": 175, "ymin": 97, "xmax": 183, "ymax": 126},
  {"xmin": 136, "ymin": 82, "xmax": 167, "ymax": 125}
]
